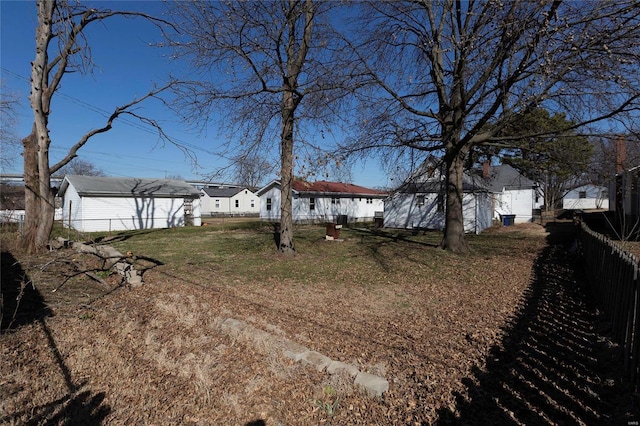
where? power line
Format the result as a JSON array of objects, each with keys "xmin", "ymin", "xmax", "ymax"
[{"xmin": 1, "ymin": 67, "xmax": 224, "ymax": 157}]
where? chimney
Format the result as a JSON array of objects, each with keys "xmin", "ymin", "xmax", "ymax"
[
  {"xmin": 482, "ymin": 161, "xmax": 490, "ymax": 179},
  {"xmin": 616, "ymin": 135, "xmax": 627, "ymax": 173}
]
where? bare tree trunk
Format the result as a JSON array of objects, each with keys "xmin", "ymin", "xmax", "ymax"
[
  {"xmin": 441, "ymin": 150, "xmax": 469, "ymax": 254},
  {"xmin": 22, "ymin": 130, "xmax": 55, "ymax": 253},
  {"xmin": 21, "ymin": 0, "xmax": 55, "ymax": 253},
  {"xmin": 279, "ymin": 90, "xmax": 295, "ymax": 255}
]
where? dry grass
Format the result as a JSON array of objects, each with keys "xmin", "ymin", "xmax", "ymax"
[{"xmin": 1, "ymin": 222, "xmax": 637, "ymax": 425}]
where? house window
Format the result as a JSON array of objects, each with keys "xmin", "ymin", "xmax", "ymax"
[
  {"xmin": 251, "ymin": 200, "xmax": 255, "ymax": 208},
  {"xmin": 235, "ymin": 200, "xmax": 239, "ymax": 208},
  {"xmin": 310, "ymin": 197, "xmax": 315, "ymax": 211},
  {"xmin": 266, "ymin": 198, "xmax": 272, "ymax": 211},
  {"xmin": 416, "ymin": 195, "xmax": 425, "ymax": 206},
  {"xmin": 215, "ymin": 199, "xmax": 220, "ymax": 208},
  {"xmin": 366, "ymin": 198, "xmax": 373, "ymax": 204},
  {"xmin": 331, "ymin": 197, "xmax": 340, "ymax": 204},
  {"xmin": 437, "ymin": 193, "xmax": 445, "ymax": 212},
  {"xmin": 578, "ymin": 191, "xmax": 587, "ymax": 199}
]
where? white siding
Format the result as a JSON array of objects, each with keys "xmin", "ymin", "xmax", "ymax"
[
  {"xmin": 259, "ymin": 186, "xmax": 282, "ymax": 221},
  {"xmin": 63, "ymin": 194, "xmax": 200, "ymax": 232},
  {"xmin": 81, "ymin": 197, "xmax": 180, "ymax": 232},
  {"xmin": 563, "ymin": 185, "xmax": 609, "ymax": 210},
  {"xmin": 230, "ymin": 190, "xmax": 260, "ymax": 215},
  {"xmin": 259, "ymin": 186, "xmax": 385, "ymax": 223},
  {"xmin": 61, "ymin": 183, "xmax": 83, "ymax": 230},
  {"xmin": 384, "ymin": 192, "xmax": 492, "ymax": 234},
  {"xmin": 202, "ymin": 189, "xmax": 260, "ymax": 215},
  {"xmin": 200, "ymin": 193, "xmax": 214, "ymax": 214},
  {"xmin": 294, "ymin": 195, "xmax": 384, "ymax": 223},
  {"xmin": 208, "ymin": 195, "xmax": 231, "ymax": 215},
  {"xmin": 384, "ymin": 193, "xmax": 445, "ymax": 229},
  {"xmin": 493, "ymin": 188, "xmax": 536, "ymax": 223}
]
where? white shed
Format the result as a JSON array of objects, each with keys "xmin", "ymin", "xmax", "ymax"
[
  {"xmin": 563, "ymin": 184, "xmax": 609, "ymax": 210},
  {"xmin": 256, "ymin": 180, "xmax": 387, "ymax": 224},
  {"xmin": 384, "ymin": 163, "xmax": 493, "ymax": 234},
  {"xmin": 59, "ymin": 175, "xmax": 201, "ymax": 232}
]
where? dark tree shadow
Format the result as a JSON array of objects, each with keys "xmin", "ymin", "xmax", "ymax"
[
  {"xmin": 433, "ymin": 222, "xmax": 639, "ymax": 425},
  {"xmin": 1, "ymin": 251, "xmax": 112, "ymax": 424},
  {"xmin": 272, "ymin": 222, "xmax": 281, "ymax": 249},
  {"xmin": 1, "ymin": 389, "xmax": 111, "ymax": 426},
  {"xmin": 350, "ymin": 227, "xmax": 440, "ymax": 248},
  {"xmin": 1, "ymin": 251, "xmax": 52, "ymax": 331}
]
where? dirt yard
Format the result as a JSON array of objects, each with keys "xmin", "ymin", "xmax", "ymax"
[{"xmin": 1, "ymin": 222, "xmax": 637, "ymax": 425}]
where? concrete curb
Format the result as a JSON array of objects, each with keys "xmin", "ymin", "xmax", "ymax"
[{"xmin": 219, "ymin": 317, "xmax": 389, "ymax": 397}]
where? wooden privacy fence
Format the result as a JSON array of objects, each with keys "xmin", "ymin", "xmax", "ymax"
[{"xmin": 580, "ymin": 223, "xmax": 640, "ymax": 389}]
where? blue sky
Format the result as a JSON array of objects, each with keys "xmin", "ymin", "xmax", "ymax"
[{"xmin": 1, "ymin": 1, "xmax": 387, "ymax": 188}]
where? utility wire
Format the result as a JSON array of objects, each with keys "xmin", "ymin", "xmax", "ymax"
[{"xmin": 1, "ymin": 67, "xmax": 223, "ymax": 157}]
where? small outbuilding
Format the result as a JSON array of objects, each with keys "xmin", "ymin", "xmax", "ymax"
[
  {"xmin": 59, "ymin": 175, "xmax": 201, "ymax": 232},
  {"xmin": 384, "ymin": 160, "xmax": 492, "ymax": 234}
]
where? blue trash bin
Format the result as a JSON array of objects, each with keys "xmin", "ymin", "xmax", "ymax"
[{"xmin": 502, "ymin": 214, "xmax": 516, "ymax": 226}]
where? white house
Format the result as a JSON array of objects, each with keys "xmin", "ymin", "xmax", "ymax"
[
  {"xmin": 384, "ymin": 161, "xmax": 493, "ymax": 234},
  {"xmin": 59, "ymin": 175, "xmax": 201, "ymax": 232},
  {"xmin": 563, "ymin": 184, "xmax": 609, "ymax": 210},
  {"xmin": 485, "ymin": 164, "xmax": 541, "ymax": 224},
  {"xmin": 256, "ymin": 180, "xmax": 387, "ymax": 223},
  {"xmin": 200, "ymin": 186, "xmax": 259, "ymax": 216}
]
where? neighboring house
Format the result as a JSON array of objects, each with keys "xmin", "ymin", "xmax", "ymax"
[
  {"xmin": 384, "ymin": 161, "xmax": 493, "ymax": 234},
  {"xmin": 256, "ymin": 180, "xmax": 387, "ymax": 223},
  {"xmin": 0, "ymin": 184, "xmax": 25, "ymax": 223},
  {"xmin": 59, "ymin": 175, "xmax": 201, "ymax": 232},
  {"xmin": 562, "ymin": 184, "xmax": 609, "ymax": 210},
  {"xmin": 484, "ymin": 164, "xmax": 542, "ymax": 224},
  {"xmin": 200, "ymin": 186, "xmax": 259, "ymax": 216},
  {"xmin": 0, "ymin": 184, "xmax": 62, "ymax": 223}
]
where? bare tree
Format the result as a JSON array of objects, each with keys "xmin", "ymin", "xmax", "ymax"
[
  {"xmin": 22, "ymin": 0, "xmax": 177, "ymax": 253},
  {"xmin": 347, "ymin": 0, "xmax": 640, "ymax": 252},
  {"xmin": 57, "ymin": 158, "xmax": 106, "ymax": 177},
  {"xmin": 165, "ymin": 0, "xmax": 358, "ymax": 255},
  {"xmin": 231, "ymin": 152, "xmax": 274, "ymax": 189},
  {"xmin": 0, "ymin": 82, "xmax": 21, "ymax": 171}
]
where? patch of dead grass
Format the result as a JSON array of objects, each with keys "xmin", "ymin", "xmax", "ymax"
[{"xmin": 1, "ymin": 224, "xmax": 635, "ymax": 424}]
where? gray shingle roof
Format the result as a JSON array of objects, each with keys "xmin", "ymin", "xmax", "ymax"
[
  {"xmin": 60, "ymin": 175, "xmax": 200, "ymax": 198},
  {"xmin": 485, "ymin": 164, "xmax": 536, "ymax": 192},
  {"xmin": 202, "ymin": 187, "xmax": 244, "ymax": 197}
]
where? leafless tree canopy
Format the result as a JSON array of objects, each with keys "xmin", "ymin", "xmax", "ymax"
[
  {"xmin": 22, "ymin": 0, "xmax": 178, "ymax": 253},
  {"xmin": 231, "ymin": 152, "xmax": 274, "ymax": 189},
  {"xmin": 0, "ymin": 82, "xmax": 21, "ymax": 170},
  {"xmin": 344, "ymin": 0, "xmax": 640, "ymax": 252},
  {"xmin": 166, "ymin": 1, "xmax": 359, "ymax": 154},
  {"xmin": 57, "ymin": 158, "xmax": 106, "ymax": 177},
  {"xmin": 165, "ymin": 0, "xmax": 363, "ymax": 254}
]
